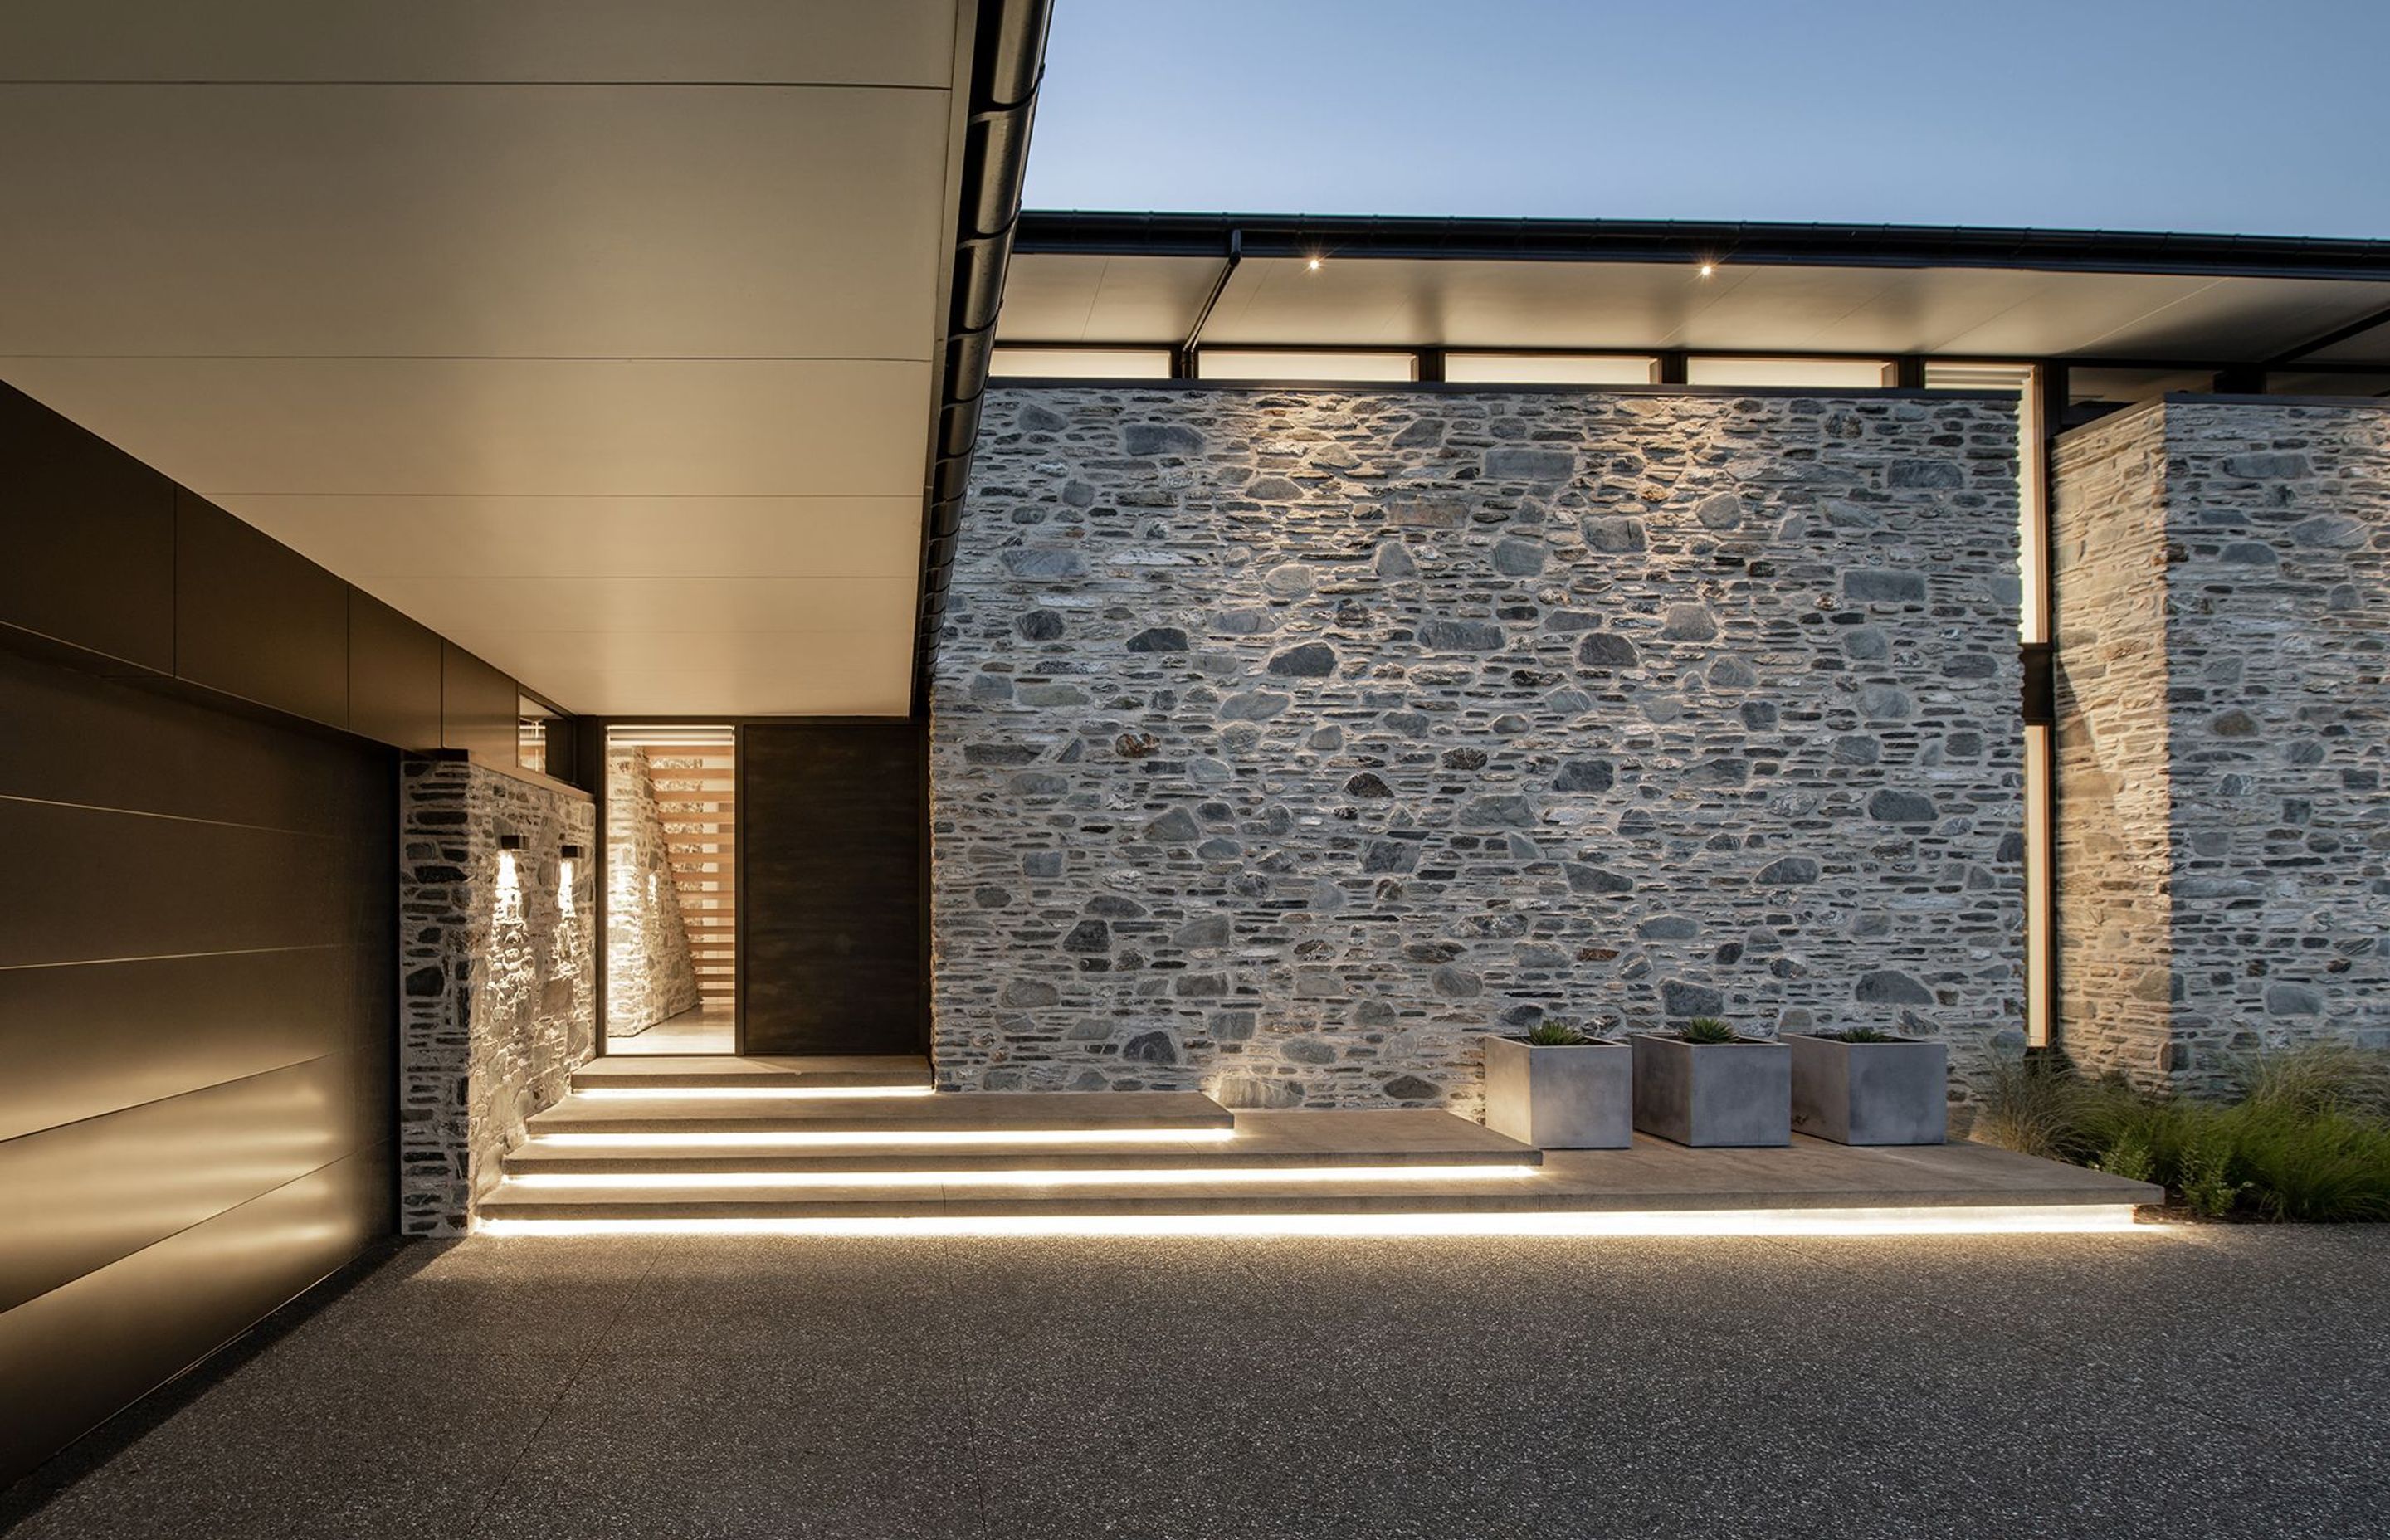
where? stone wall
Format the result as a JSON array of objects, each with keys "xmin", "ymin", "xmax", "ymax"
[
  {"xmin": 603, "ymin": 746, "xmax": 700, "ymax": 1038},
  {"xmin": 932, "ymin": 385, "xmax": 2026, "ymax": 1116},
  {"xmin": 399, "ymin": 756, "xmax": 596, "ymax": 1234},
  {"xmin": 2054, "ymin": 399, "xmax": 2390, "ymax": 1086}
]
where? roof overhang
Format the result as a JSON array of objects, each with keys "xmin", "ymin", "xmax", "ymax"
[
  {"xmin": 0, "ymin": 0, "xmax": 1052, "ymax": 719},
  {"xmin": 999, "ymin": 212, "xmax": 2390, "ymax": 367}
]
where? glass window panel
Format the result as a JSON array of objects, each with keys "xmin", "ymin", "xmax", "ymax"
[
  {"xmin": 1445, "ymin": 353, "xmax": 1660, "ymax": 385},
  {"xmin": 1196, "ymin": 350, "xmax": 1417, "ymax": 383},
  {"xmin": 989, "ymin": 347, "xmax": 1175, "ymax": 379},
  {"xmin": 1688, "ymin": 357, "xmax": 1896, "ymax": 388}
]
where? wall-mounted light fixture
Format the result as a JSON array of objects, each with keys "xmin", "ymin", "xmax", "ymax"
[{"xmin": 497, "ymin": 832, "xmax": 528, "ymax": 851}]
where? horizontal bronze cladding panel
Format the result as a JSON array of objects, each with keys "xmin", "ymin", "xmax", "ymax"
[
  {"xmin": 0, "ymin": 1052, "xmax": 382, "ymax": 1315},
  {"xmin": 441, "ymin": 641, "xmax": 518, "ymax": 765},
  {"xmin": 0, "ymin": 944, "xmax": 383, "ymax": 1143},
  {"xmin": 346, "ymin": 588, "xmax": 443, "ymax": 752},
  {"xmin": 0, "ymin": 383, "xmax": 176, "ymax": 675},
  {"xmin": 0, "ymin": 1145, "xmax": 388, "ymax": 1489},
  {"xmin": 174, "ymin": 493, "xmax": 349, "ymax": 729},
  {"xmin": 0, "ymin": 798, "xmax": 385, "ymax": 967},
  {"xmin": 739, "ymin": 722, "xmax": 924, "ymax": 1055},
  {"xmin": 0, "ymin": 649, "xmax": 392, "ymax": 837}
]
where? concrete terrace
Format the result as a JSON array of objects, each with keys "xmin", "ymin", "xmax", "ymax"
[{"xmin": 6, "ymin": 1226, "xmax": 2386, "ymax": 1540}]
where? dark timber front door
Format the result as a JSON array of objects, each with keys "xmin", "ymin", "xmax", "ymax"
[{"xmin": 737, "ymin": 722, "xmax": 924, "ymax": 1055}]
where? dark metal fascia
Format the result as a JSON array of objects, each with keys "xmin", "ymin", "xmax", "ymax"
[
  {"xmin": 911, "ymin": 0, "xmax": 1053, "ymax": 716},
  {"xmin": 1012, "ymin": 211, "xmax": 2390, "ymax": 284}
]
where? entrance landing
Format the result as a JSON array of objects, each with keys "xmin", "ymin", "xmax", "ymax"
[{"xmin": 484, "ymin": 1060, "xmax": 2155, "ymax": 1231}]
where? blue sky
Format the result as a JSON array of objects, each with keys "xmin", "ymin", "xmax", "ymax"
[{"xmin": 1024, "ymin": 0, "xmax": 2390, "ymax": 236}]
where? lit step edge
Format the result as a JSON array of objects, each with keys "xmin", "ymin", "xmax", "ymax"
[
  {"xmin": 495, "ymin": 1162, "xmax": 1541, "ymax": 1192},
  {"xmin": 502, "ymin": 1145, "xmax": 1542, "ymax": 1176},
  {"xmin": 476, "ymin": 1202, "xmax": 2151, "ymax": 1237}
]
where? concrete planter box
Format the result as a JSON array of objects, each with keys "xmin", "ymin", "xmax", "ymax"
[
  {"xmin": 1788, "ymin": 1034, "xmax": 1949, "ymax": 1146},
  {"xmin": 1630, "ymin": 1034, "xmax": 1791, "ymax": 1148},
  {"xmin": 1482, "ymin": 1035, "xmax": 1632, "ymax": 1149}
]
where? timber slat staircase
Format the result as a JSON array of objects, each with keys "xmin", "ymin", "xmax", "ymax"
[{"xmin": 635, "ymin": 732, "xmax": 735, "ymax": 1010}]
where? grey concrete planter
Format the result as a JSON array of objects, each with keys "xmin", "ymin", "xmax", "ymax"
[
  {"xmin": 1482, "ymin": 1035, "xmax": 1632, "ymax": 1149},
  {"xmin": 1630, "ymin": 1034, "xmax": 1791, "ymax": 1148},
  {"xmin": 1788, "ymin": 1033, "xmax": 1949, "ymax": 1145}
]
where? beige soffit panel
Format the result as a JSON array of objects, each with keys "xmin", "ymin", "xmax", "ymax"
[
  {"xmin": 1052, "ymin": 253, "xmax": 2390, "ymax": 364},
  {"xmin": 2066, "ymin": 276, "xmax": 2390, "ymax": 362},
  {"xmin": 1203, "ymin": 256, "xmax": 1728, "ymax": 349},
  {"xmin": 215, "ymin": 495, "xmax": 924, "ymax": 581},
  {"xmin": 0, "ymin": 85, "xmax": 950, "ymax": 360},
  {"xmin": 2298, "ymin": 328, "xmax": 2390, "ymax": 365},
  {"xmin": 363, "ymin": 576, "xmax": 919, "ymax": 638},
  {"xmin": 0, "ymin": 358, "xmax": 935, "ymax": 499},
  {"xmin": 994, "ymin": 253, "xmax": 1225, "ymax": 343},
  {"xmin": 447, "ymin": 628, "xmax": 915, "ymax": 678},
  {"xmin": 0, "ymin": 0, "xmax": 958, "ymax": 85},
  {"xmin": 492, "ymin": 633, "xmax": 920, "ymax": 718}
]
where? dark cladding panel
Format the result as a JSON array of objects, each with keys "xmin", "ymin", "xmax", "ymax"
[
  {"xmin": 0, "ymin": 1149, "xmax": 388, "ymax": 1487},
  {"xmin": 0, "ymin": 947, "xmax": 363, "ymax": 1143},
  {"xmin": 441, "ymin": 641, "xmax": 517, "ymax": 764},
  {"xmin": 0, "ymin": 383, "xmax": 175, "ymax": 673},
  {"xmin": 0, "ymin": 654, "xmax": 394, "ymax": 1488},
  {"xmin": 348, "ymin": 588, "xmax": 443, "ymax": 750},
  {"xmin": 0, "ymin": 1055, "xmax": 375, "ymax": 1315},
  {"xmin": 0, "ymin": 647, "xmax": 376, "ymax": 837},
  {"xmin": 174, "ymin": 493, "xmax": 349, "ymax": 728}
]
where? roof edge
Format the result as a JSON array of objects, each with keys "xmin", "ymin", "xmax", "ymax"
[{"xmin": 1016, "ymin": 212, "xmax": 2390, "ymax": 283}]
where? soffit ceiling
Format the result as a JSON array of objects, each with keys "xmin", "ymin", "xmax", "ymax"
[
  {"xmin": 0, "ymin": 0, "xmax": 969, "ymax": 716},
  {"xmin": 1000, "ymin": 251, "xmax": 2390, "ymax": 365}
]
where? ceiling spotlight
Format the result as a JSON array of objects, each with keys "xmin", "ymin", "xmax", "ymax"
[
  {"xmin": 1697, "ymin": 261, "xmax": 1716, "ymax": 278},
  {"xmin": 1306, "ymin": 256, "xmax": 1324, "ymax": 272}
]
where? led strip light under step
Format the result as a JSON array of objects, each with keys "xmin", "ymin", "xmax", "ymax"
[{"xmin": 478, "ymin": 1204, "xmax": 2149, "ymax": 1239}]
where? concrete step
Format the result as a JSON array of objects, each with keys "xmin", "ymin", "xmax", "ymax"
[
  {"xmin": 477, "ymin": 1169, "xmax": 1552, "ymax": 1222},
  {"xmin": 504, "ymin": 1109, "xmax": 1540, "ymax": 1177},
  {"xmin": 571, "ymin": 1054, "xmax": 930, "ymax": 1093},
  {"xmin": 523, "ymin": 1089, "xmax": 1236, "ymax": 1138}
]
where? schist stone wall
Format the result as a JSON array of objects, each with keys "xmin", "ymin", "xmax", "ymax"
[
  {"xmin": 399, "ymin": 756, "xmax": 596, "ymax": 1234},
  {"xmin": 603, "ymin": 747, "xmax": 700, "ymax": 1039},
  {"xmin": 2053, "ymin": 399, "xmax": 2390, "ymax": 1087},
  {"xmin": 930, "ymin": 385, "xmax": 2026, "ymax": 1116}
]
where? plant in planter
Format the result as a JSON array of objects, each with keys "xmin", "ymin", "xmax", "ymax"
[
  {"xmin": 1787, "ymin": 1028, "xmax": 1949, "ymax": 1145},
  {"xmin": 1630, "ymin": 1018, "xmax": 1791, "ymax": 1148},
  {"xmin": 1483, "ymin": 1021, "xmax": 1632, "ymax": 1149}
]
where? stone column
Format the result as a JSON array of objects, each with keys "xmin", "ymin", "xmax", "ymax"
[
  {"xmin": 398, "ymin": 754, "xmax": 597, "ymax": 1235},
  {"xmin": 2053, "ymin": 399, "xmax": 2390, "ymax": 1086}
]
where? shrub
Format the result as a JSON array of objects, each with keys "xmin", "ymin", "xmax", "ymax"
[
  {"xmin": 1973, "ymin": 1054, "xmax": 2098, "ymax": 1163},
  {"xmin": 2230, "ymin": 1108, "xmax": 2390, "ymax": 1223},
  {"xmin": 2096, "ymin": 1128, "xmax": 2157, "ymax": 1185},
  {"xmin": 1974, "ymin": 1045, "xmax": 2390, "ymax": 1221},
  {"xmin": 1679, "ymin": 1017, "xmax": 1740, "ymax": 1045},
  {"xmin": 1817, "ymin": 1026, "xmax": 1901, "ymax": 1044},
  {"xmin": 1525, "ymin": 1021, "xmax": 1594, "ymax": 1047},
  {"xmin": 2236, "ymin": 1043, "xmax": 2390, "ymax": 1121},
  {"xmin": 2176, "ymin": 1127, "xmax": 2247, "ymax": 1220}
]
